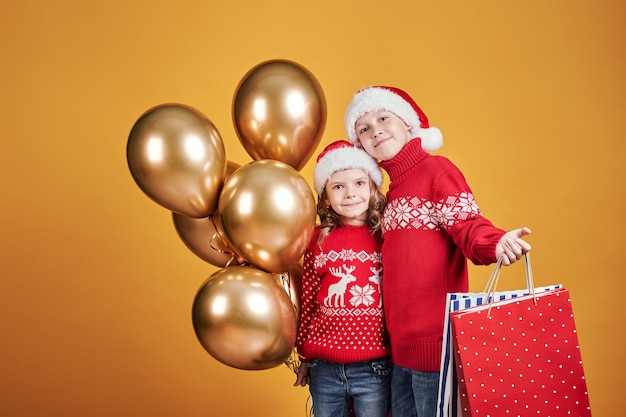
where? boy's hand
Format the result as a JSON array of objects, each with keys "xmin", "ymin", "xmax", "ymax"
[{"xmin": 496, "ymin": 227, "xmax": 531, "ymax": 266}]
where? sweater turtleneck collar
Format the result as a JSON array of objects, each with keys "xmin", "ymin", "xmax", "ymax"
[{"xmin": 379, "ymin": 138, "xmax": 429, "ymax": 184}]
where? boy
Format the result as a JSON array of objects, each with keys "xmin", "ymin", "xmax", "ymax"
[{"xmin": 344, "ymin": 86, "xmax": 531, "ymax": 417}]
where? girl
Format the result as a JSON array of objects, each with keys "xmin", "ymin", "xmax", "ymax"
[{"xmin": 293, "ymin": 140, "xmax": 390, "ymax": 417}]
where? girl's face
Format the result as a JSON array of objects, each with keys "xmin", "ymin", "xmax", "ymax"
[
  {"xmin": 324, "ymin": 168, "xmax": 371, "ymax": 226},
  {"xmin": 355, "ymin": 110, "xmax": 412, "ymax": 161}
]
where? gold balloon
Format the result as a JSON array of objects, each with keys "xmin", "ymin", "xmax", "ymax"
[
  {"xmin": 172, "ymin": 214, "xmax": 240, "ymax": 268},
  {"xmin": 273, "ymin": 261, "xmax": 303, "ymax": 319},
  {"xmin": 233, "ymin": 59, "xmax": 327, "ymax": 171},
  {"xmin": 127, "ymin": 104, "xmax": 226, "ymax": 218},
  {"xmin": 224, "ymin": 160, "xmax": 242, "ymax": 178},
  {"xmin": 172, "ymin": 161, "xmax": 243, "ymax": 267},
  {"xmin": 192, "ymin": 265, "xmax": 297, "ymax": 370},
  {"xmin": 216, "ymin": 159, "xmax": 316, "ymax": 273}
]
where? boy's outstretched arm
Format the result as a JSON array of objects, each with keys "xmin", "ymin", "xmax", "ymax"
[{"xmin": 496, "ymin": 227, "xmax": 532, "ymax": 266}]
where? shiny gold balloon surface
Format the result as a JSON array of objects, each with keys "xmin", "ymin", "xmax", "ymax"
[
  {"xmin": 127, "ymin": 104, "xmax": 226, "ymax": 218},
  {"xmin": 172, "ymin": 161, "xmax": 242, "ymax": 267},
  {"xmin": 172, "ymin": 214, "xmax": 239, "ymax": 268},
  {"xmin": 216, "ymin": 160, "xmax": 316, "ymax": 273},
  {"xmin": 224, "ymin": 160, "xmax": 242, "ymax": 179},
  {"xmin": 192, "ymin": 265, "xmax": 297, "ymax": 370},
  {"xmin": 233, "ymin": 60, "xmax": 326, "ymax": 171},
  {"xmin": 273, "ymin": 262, "xmax": 303, "ymax": 319}
]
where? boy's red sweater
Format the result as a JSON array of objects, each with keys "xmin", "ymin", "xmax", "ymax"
[{"xmin": 379, "ymin": 139, "xmax": 505, "ymax": 372}]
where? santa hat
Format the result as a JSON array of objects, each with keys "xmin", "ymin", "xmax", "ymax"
[
  {"xmin": 344, "ymin": 86, "xmax": 443, "ymax": 152},
  {"xmin": 313, "ymin": 140, "xmax": 383, "ymax": 195}
]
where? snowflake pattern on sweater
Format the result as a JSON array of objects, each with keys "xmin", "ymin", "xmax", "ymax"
[
  {"xmin": 382, "ymin": 192, "xmax": 481, "ymax": 232},
  {"xmin": 296, "ymin": 225, "xmax": 390, "ymax": 364}
]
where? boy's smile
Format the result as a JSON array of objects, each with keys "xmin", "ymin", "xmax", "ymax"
[{"xmin": 355, "ymin": 110, "xmax": 412, "ymax": 161}]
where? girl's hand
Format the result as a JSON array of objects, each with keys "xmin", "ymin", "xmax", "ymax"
[{"xmin": 293, "ymin": 363, "xmax": 310, "ymax": 387}]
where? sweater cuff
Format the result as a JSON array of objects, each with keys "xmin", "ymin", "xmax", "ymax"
[{"xmin": 470, "ymin": 233, "xmax": 504, "ymax": 265}]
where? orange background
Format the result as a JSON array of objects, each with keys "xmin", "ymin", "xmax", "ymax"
[{"xmin": 1, "ymin": 1, "xmax": 624, "ymax": 416}]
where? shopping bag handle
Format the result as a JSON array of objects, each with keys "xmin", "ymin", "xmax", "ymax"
[{"xmin": 483, "ymin": 253, "xmax": 536, "ymax": 314}]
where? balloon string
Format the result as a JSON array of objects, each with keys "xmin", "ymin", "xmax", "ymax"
[
  {"xmin": 281, "ymin": 275, "xmax": 308, "ymax": 417},
  {"xmin": 207, "ymin": 215, "xmax": 243, "ymax": 267},
  {"xmin": 281, "ymin": 272, "xmax": 303, "ymax": 381},
  {"xmin": 224, "ymin": 256, "xmax": 235, "ymax": 268},
  {"xmin": 208, "ymin": 233, "xmax": 226, "ymax": 254},
  {"xmin": 284, "ymin": 348, "xmax": 304, "ymax": 375},
  {"xmin": 305, "ymin": 394, "xmax": 313, "ymax": 417},
  {"xmin": 285, "ymin": 348, "xmax": 313, "ymax": 417},
  {"xmin": 278, "ymin": 272, "xmax": 299, "ymax": 314}
]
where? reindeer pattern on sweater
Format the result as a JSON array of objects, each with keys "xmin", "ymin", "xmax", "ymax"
[{"xmin": 296, "ymin": 224, "xmax": 390, "ymax": 364}]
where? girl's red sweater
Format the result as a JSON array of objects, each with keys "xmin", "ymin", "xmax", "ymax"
[{"xmin": 296, "ymin": 224, "xmax": 390, "ymax": 364}]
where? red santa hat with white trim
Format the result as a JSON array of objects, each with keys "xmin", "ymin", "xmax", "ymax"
[
  {"xmin": 344, "ymin": 86, "xmax": 443, "ymax": 152},
  {"xmin": 313, "ymin": 140, "xmax": 383, "ymax": 195}
]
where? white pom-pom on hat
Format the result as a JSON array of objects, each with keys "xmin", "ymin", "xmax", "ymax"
[
  {"xmin": 313, "ymin": 140, "xmax": 383, "ymax": 195},
  {"xmin": 344, "ymin": 86, "xmax": 443, "ymax": 152}
]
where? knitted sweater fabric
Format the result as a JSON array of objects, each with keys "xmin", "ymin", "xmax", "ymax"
[
  {"xmin": 379, "ymin": 138, "xmax": 505, "ymax": 372},
  {"xmin": 296, "ymin": 224, "xmax": 390, "ymax": 364}
]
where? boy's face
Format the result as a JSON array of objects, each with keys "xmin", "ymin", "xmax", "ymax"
[{"xmin": 355, "ymin": 110, "xmax": 412, "ymax": 161}]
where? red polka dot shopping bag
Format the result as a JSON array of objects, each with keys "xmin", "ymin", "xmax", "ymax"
[
  {"xmin": 436, "ymin": 254, "xmax": 562, "ymax": 417},
  {"xmin": 449, "ymin": 255, "xmax": 591, "ymax": 416}
]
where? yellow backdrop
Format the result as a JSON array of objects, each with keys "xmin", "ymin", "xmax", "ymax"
[{"xmin": 1, "ymin": 1, "xmax": 623, "ymax": 416}]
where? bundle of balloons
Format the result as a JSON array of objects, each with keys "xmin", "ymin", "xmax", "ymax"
[{"xmin": 126, "ymin": 60, "xmax": 326, "ymax": 371}]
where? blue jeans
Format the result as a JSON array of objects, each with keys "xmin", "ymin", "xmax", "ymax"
[
  {"xmin": 390, "ymin": 364, "xmax": 439, "ymax": 417},
  {"xmin": 308, "ymin": 357, "xmax": 391, "ymax": 417}
]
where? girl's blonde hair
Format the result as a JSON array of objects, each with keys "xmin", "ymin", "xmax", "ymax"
[{"xmin": 316, "ymin": 176, "xmax": 386, "ymax": 247}]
